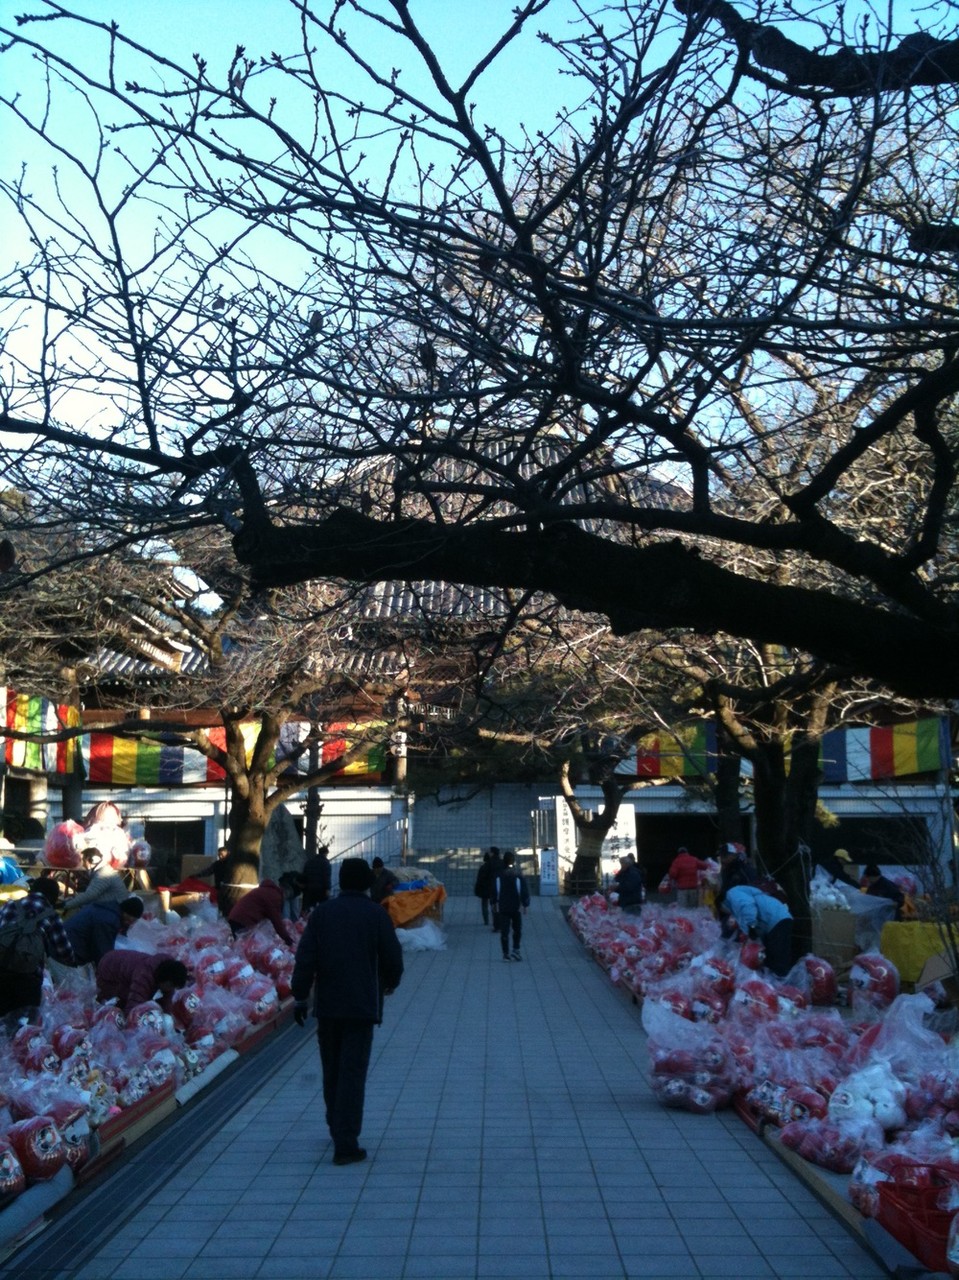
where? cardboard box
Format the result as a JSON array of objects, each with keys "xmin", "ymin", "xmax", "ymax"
[
  {"xmin": 811, "ymin": 908, "xmax": 859, "ymax": 980},
  {"xmin": 917, "ymin": 949, "xmax": 959, "ymax": 1004},
  {"xmin": 180, "ymin": 854, "xmax": 213, "ymax": 880}
]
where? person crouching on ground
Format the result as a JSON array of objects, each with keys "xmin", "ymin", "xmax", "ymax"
[
  {"xmin": 291, "ymin": 857, "xmax": 404, "ymax": 1166},
  {"xmin": 718, "ymin": 882, "xmax": 794, "ymax": 978},
  {"xmin": 227, "ymin": 877, "xmax": 295, "ymax": 945},
  {"xmin": 64, "ymin": 895, "xmax": 144, "ymax": 967},
  {"xmin": 96, "ymin": 949, "xmax": 189, "ymax": 1013}
]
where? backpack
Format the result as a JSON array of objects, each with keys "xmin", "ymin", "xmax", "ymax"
[{"xmin": 0, "ymin": 902, "xmax": 53, "ymax": 974}]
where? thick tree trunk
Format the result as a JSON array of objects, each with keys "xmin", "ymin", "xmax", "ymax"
[
  {"xmin": 780, "ymin": 738, "xmax": 821, "ymax": 957},
  {"xmin": 751, "ymin": 738, "xmax": 821, "ymax": 959},
  {"xmin": 569, "ymin": 826, "xmax": 609, "ymax": 896},
  {"xmin": 713, "ymin": 746, "xmax": 744, "ymax": 846},
  {"xmin": 218, "ymin": 772, "xmax": 272, "ymax": 917},
  {"xmin": 751, "ymin": 741, "xmax": 789, "ymax": 874}
]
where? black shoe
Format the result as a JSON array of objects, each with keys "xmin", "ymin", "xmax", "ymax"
[{"xmin": 332, "ymin": 1148, "xmax": 367, "ymax": 1166}]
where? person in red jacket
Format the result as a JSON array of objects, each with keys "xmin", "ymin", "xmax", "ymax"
[
  {"xmin": 668, "ymin": 847, "xmax": 709, "ymax": 907},
  {"xmin": 227, "ymin": 878, "xmax": 296, "ymax": 945},
  {"xmin": 96, "ymin": 950, "xmax": 188, "ymax": 1012}
]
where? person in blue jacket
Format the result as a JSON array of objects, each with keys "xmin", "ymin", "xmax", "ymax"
[
  {"xmin": 291, "ymin": 857, "xmax": 403, "ymax": 1166},
  {"xmin": 720, "ymin": 882, "xmax": 793, "ymax": 978}
]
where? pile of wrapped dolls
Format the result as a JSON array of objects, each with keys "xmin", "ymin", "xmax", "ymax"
[
  {"xmin": 41, "ymin": 803, "xmax": 150, "ymax": 874},
  {"xmin": 570, "ymin": 894, "xmax": 959, "ymax": 1273},
  {"xmin": 0, "ymin": 899, "xmax": 301, "ymax": 1209}
]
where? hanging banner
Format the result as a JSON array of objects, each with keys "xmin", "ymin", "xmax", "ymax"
[
  {"xmin": 613, "ymin": 716, "xmax": 948, "ymax": 785},
  {"xmin": 83, "ymin": 722, "xmax": 264, "ymax": 786},
  {"xmin": 81, "ymin": 720, "xmax": 387, "ymax": 787},
  {"xmin": 617, "ymin": 722, "xmax": 718, "ymax": 779},
  {"xmin": 819, "ymin": 717, "xmax": 949, "ymax": 783},
  {"xmin": 0, "ymin": 688, "xmax": 80, "ymax": 773}
]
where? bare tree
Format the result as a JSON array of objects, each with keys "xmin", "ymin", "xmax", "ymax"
[
  {"xmin": 0, "ymin": 510, "xmax": 397, "ymax": 879},
  {"xmin": 1, "ymin": 1, "xmax": 959, "ymax": 701}
]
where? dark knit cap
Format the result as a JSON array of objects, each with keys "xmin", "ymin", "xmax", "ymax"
[{"xmin": 339, "ymin": 858, "xmax": 374, "ymax": 892}]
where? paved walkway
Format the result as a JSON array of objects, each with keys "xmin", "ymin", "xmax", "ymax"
[{"xmin": 9, "ymin": 897, "xmax": 889, "ymax": 1280}]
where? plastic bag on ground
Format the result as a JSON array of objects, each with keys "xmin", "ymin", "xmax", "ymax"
[{"xmin": 398, "ymin": 920, "xmax": 447, "ymax": 951}]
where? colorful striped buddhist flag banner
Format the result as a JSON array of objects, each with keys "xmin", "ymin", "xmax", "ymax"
[
  {"xmin": 321, "ymin": 722, "xmax": 387, "ymax": 781},
  {"xmin": 82, "ymin": 722, "xmax": 264, "ymax": 786},
  {"xmin": 617, "ymin": 722, "xmax": 718, "ymax": 779},
  {"xmin": 820, "ymin": 717, "xmax": 948, "ymax": 782},
  {"xmin": 80, "ymin": 721, "xmax": 387, "ymax": 786},
  {"xmin": 1, "ymin": 687, "xmax": 80, "ymax": 773}
]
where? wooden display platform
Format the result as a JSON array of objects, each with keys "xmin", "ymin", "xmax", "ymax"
[{"xmin": 96, "ymin": 1080, "xmax": 177, "ymax": 1161}]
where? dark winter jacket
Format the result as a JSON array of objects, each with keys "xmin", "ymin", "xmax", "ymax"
[
  {"xmin": 491, "ymin": 866, "xmax": 530, "ymax": 914},
  {"xmin": 370, "ymin": 866, "xmax": 399, "ymax": 904},
  {"xmin": 474, "ymin": 860, "xmax": 493, "ymax": 899},
  {"xmin": 301, "ymin": 854, "xmax": 332, "ymax": 909},
  {"xmin": 64, "ymin": 900, "xmax": 125, "ymax": 965},
  {"xmin": 865, "ymin": 875, "xmax": 905, "ymax": 919},
  {"xmin": 291, "ymin": 890, "xmax": 404, "ymax": 1023},
  {"xmin": 613, "ymin": 862, "xmax": 645, "ymax": 908}
]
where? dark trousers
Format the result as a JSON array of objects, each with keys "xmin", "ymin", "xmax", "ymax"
[
  {"xmin": 480, "ymin": 896, "xmax": 490, "ymax": 926},
  {"xmin": 763, "ymin": 919, "xmax": 793, "ymax": 978},
  {"xmin": 499, "ymin": 909, "xmax": 522, "ymax": 956},
  {"xmin": 317, "ymin": 1017, "xmax": 374, "ymax": 1157}
]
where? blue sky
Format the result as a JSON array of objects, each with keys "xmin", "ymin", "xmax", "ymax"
[{"xmin": 7, "ymin": 0, "xmax": 578, "ymax": 136}]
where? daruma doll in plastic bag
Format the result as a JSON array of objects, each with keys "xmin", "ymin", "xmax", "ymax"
[
  {"xmin": 0, "ymin": 1138, "xmax": 26, "ymax": 1200},
  {"xmin": 849, "ymin": 952, "xmax": 900, "ymax": 1014},
  {"xmin": 43, "ymin": 820, "xmax": 84, "ymax": 869},
  {"xmin": 6, "ymin": 1116, "xmax": 66, "ymax": 1182},
  {"xmin": 46, "ymin": 1099, "xmax": 91, "ymax": 1172}
]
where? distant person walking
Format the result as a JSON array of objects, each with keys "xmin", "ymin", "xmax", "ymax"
[
  {"xmin": 486, "ymin": 846, "xmax": 504, "ymax": 933},
  {"xmin": 291, "ymin": 858, "xmax": 404, "ymax": 1166},
  {"xmin": 491, "ymin": 851, "xmax": 530, "ymax": 962},
  {"xmin": 473, "ymin": 851, "xmax": 494, "ymax": 926},
  {"xmin": 301, "ymin": 845, "xmax": 332, "ymax": 912}
]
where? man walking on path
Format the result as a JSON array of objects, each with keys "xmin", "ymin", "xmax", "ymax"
[
  {"xmin": 486, "ymin": 846, "xmax": 503, "ymax": 933},
  {"xmin": 473, "ymin": 850, "xmax": 494, "ymax": 925},
  {"xmin": 491, "ymin": 850, "xmax": 530, "ymax": 961},
  {"xmin": 291, "ymin": 857, "xmax": 404, "ymax": 1166}
]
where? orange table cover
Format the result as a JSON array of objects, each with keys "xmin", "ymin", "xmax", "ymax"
[{"xmin": 385, "ymin": 885, "xmax": 446, "ymax": 927}]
